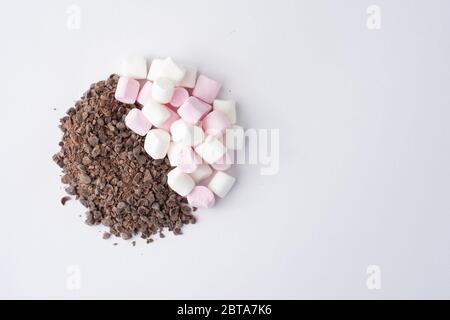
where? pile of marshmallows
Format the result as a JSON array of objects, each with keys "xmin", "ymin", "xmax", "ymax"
[{"xmin": 114, "ymin": 56, "xmax": 244, "ymax": 209}]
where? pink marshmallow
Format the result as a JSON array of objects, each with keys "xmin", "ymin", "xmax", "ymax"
[
  {"xmin": 177, "ymin": 147, "xmax": 202, "ymax": 173},
  {"xmin": 187, "ymin": 186, "xmax": 215, "ymax": 208},
  {"xmin": 192, "ymin": 75, "xmax": 221, "ymax": 104},
  {"xmin": 211, "ymin": 150, "xmax": 234, "ymax": 171},
  {"xmin": 202, "ymin": 110, "xmax": 231, "ymax": 136},
  {"xmin": 125, "ymin": 108, "xmax": 152, "ymax": 136},
  {"xmin": 157, "ymin": 107, "xmax": 180, "ymax": 131},
  {"xmin": 170, "ymin": 87, "xmax": 189, "ymax": 108},
  {"xmin": 136, "ymin": 81, "xmax": 153, "ymax": 105},
  {"xmin": 177, "ymin": 96, "xmax": 212, "ymax": 124},
  {"xmin": 115, "ymin": 76, "xmax": 140, "ymax": 104}
]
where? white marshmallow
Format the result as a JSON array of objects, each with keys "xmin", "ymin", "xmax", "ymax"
[
  {"xmin": 190, "ymin": 163, "xmax": 213, "ymax": 183},
  {"xmin": 158, "ymin": 57, "xmax": 186, "ymax": 84},
  {"xmin": 167, "ymin": 167, "xmax": 195, "ymax": 196},
  {"xmin": 177, "ymin": 147, "xmax": 202, "ymax": 173},
  {"xmin": 121, "ymin": 55, "xmax": 147, "ymax": 79},
  {"xmin": 142, "ymin": 100, "xmax": 170, "ymax": 127},
  {"xmin": 194, "ymin": 135, "xmax": 226, "ymax": 164},
  {"xmin": 152, "ymin": 77, "xmax": 175, "ymax": 104},
  {"xmin": 208, "ymin": 171, "xmax": 236, "ymax": 198},
  {"xmin": 185, "ymin": 125, "xmax": 205, "ymax": 146},
  {"xmin": 167, "ymin": 141, "xmax": 185, "ymax": 166},
  {"xmin": 213, "ymin": 99, "xmax": 236, "ymax": 124},
  {"xmin": 170, "ymin": 119, "xmax": 204, "ymax": 146},
  {"xmin": 178, "ymin": 64, "xmax": 197, "ymax": 88},
  {"xmin": 170, "ymin": 119, "xmax": 189, "ymax": 142},
  {"xmin": 144, "ymin": 129, "xmax": 171, "ymax": 159},
  {"xmin": 225, "ymin": 125, "xmax": 245, "ymax": 150},
  {"xmin": 147, "ymin": 58, "xmax": 164, "ymax": 81}
]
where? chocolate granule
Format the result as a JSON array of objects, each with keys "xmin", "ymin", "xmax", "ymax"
[
  {"xmin": 61, "ymin": 196, "xmax": 71, "ymax": 205},
  {"xmin": 53, "ymin": 75, "xmax": 195, "ymax": 241}
]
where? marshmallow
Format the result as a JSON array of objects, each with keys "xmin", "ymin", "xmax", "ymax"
[
  {"xmin": 167, "ymin": 167, "xmax": 195, "ymax": 196},
  {"xmin": 211, "ymin": 150, "xmax": 233, "ymax": 171},
  {"xmin": 152, "ymin": 77, "xmax": 175, "ymax": 104},
  {"xmin": 192, "ymin": 74, "xmax": 221, "ymax": 104},
  {"xmin": 225, "ymin": 125, "xmax": 245, "ymax": 150},
  {"xmin": 170, "ymin": 87, "xmax": 189, "ymax": 108},
  {"xmin": 189, "ymin": 163, "xmax": 213, "ymax": 183},
  {"xmin": 185, "ymin": 125, "xmax": 205, "ymax": 146},
  {"xmin": 213, "ymin": 99, "xmax": 236, "ymax": 124},
  {"xmin": 144, "ymin": 129, "xmax": 171, "ymax": 159},
  {"xmin": 187, "ymin": 186, "xmax": 215, "ymax": 208},
  {"xmin": 211, "ymin": 161, "xmax": 231, "ymax": 172},
  {"xmin": 121, "ymin": 56, "xmax": 147, "ymax": 79},
  {"xmin": 177, "ymin": 96, "xmax": 211, "ymax": 124},
  {"xmin": 178, "ymin": 64, "xmax": 197, "ymax": 88},
  {"xmin": 170, "ymin": 119, "xmax": 204, "ymax": 146},
  {"xmin": 142, "ymin": 100, "xmax": 170, "ymax": 127},
  {"xmin": 114, "ymin": 77, "xmax": 140, "ymax": 104},
  {"xmin": 136, "ymin": 81, "xmax": 153, "ymax": 105},
  {"xmin": 202, "ymin": 110, "xmax": 231, "ymax": 136},
  {"xmin": 170, "ymin": 119, "xmax": 189, "ymax": 142},
  {"xmin": 194, "ymin": 135, "xmax": 226, "ymax": 164},
  {"xmin": 158, "ymin": 107, "xmax": 180, "ymax": 131},
  {"xmin": 158, "ymin": 57, "xmax": 186, "ymax": 84},
  {"xmin": 208, "ymin": 171, "xmax": 236, "ymax": 198},
  {"xmin": 147, "ymin": 58, "xmax": 164, "ymax": 81},
  {"xmin": 177, "ymin": 147, "xmax": 202, "ymax": 173},
  {"xmin": 167, "ymin": 141, "xmax": 185, "ymax": 166},
  {"xmin": 124, "ymin": 108, "xmax": 152, "ymax": 136}
]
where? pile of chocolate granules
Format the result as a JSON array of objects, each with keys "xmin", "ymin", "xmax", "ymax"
[{"xmin": 53, "ymin": 75, "xmax": 196, "ymax": 241}]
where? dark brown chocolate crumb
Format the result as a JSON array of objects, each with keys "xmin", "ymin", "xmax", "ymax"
[
  {"xmin": 61, "ymin": 196, "xmax": 71, "ymax": 205},
  {"xmin": 121, "ymin": 232, "xmax": 132, "ymax": 240},
  {"xmin": 132, "ymin": 241, "xmax": 136, "ymax": 247},
  {"xmin": 102, "ymin": 232, "xmax": 111, "ymax": 239},
  {"xmin": 53, "ymin": 75, "xmax": 195, "ymax": 242},
  {"xmin": 113, "ymin": 243, "xmax": 118, "ymax": 246}
]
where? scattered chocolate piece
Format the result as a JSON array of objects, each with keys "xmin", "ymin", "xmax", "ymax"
[
  {"xmin": 102, "ymin": 232, "xmax": 111, "ymax": 239},
  {"xmin": 61, "ymin": 196, "xmax": 71, "ymax": 205},
  {"xmin": 120, "ymin": 232, "xmax": 132, "ymax": 240},
  {"xmin": 87, "ymin": 136, "xmax": 99, "ymax": 147},
  {"xmin": 53, "ymin": 75, "xmax": 195, "ymax": 242},
  {"xmin": 78, "ymin": 173, "xmax": 91, "ymax": 185}
]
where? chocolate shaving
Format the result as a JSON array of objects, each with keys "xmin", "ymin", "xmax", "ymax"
[{"xmin": 53, "ymin": 75, "xmax": 195, "ymax": 241}]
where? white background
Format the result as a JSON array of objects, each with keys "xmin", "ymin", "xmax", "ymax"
[{"xmin": 1, "ymin": 0, "xmax": 450, "ymax": 299}]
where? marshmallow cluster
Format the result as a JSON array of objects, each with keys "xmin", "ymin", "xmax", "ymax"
[{"xmin": 115, "ymin": 56, "xmax": 244, "ymax": 209}]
